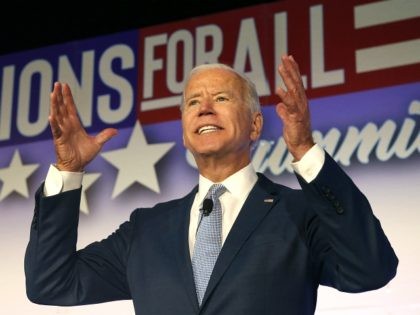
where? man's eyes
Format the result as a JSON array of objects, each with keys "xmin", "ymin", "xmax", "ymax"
[
  {"xmin": 187, "ymin": 96, "xmax": 229, "ymax": 106},
  {"xmin": 215, "ymin": 96, "xmax": 228, "ymax": 102},
  {"xmin": 188, "ymin": 99, "xmax": 199, "ymax": 106}
]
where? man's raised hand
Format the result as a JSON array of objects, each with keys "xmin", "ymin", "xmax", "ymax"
[
  {"xmin": 276, "ymin": 55, "xmax": 314, "ymax": 161},
  {"xmin": 49, "ymin": 82, "xmax": 118, "ymax": 172}
]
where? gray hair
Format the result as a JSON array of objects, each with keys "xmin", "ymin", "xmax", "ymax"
[{"xmin": 180, "ymin": 63, "xmax": 261, "ymax": 114}]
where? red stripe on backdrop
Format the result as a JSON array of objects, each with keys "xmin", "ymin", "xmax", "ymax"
[{"xmin": 136, "ymin": 0, "xmax": 420, "ymax": 124}]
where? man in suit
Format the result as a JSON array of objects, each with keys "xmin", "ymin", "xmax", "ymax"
[{"xmin": 25, "ymin": 55, "xmax": 398, "ymax": 314}]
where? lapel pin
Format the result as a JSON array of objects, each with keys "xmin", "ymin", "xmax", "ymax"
[{"xmin": 264, "ymin": 198, "xmax": 274, "ymax": 203}]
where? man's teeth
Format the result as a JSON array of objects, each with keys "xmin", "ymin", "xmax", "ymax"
[{"xmin": 198, "ymin": 126, "xmax": 219, "ymax": 134}]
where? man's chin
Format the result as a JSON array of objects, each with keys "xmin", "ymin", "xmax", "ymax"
[
  {"xmin": 187, "ymin": 141, "xmax": 224, "ymax": 155},
  {"xmin": 190, "ymin": 146, "xmax": 227, "ymax": 161}
]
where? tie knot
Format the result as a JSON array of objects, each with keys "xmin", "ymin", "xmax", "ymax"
[{"xmin": 208, "ymin": 183, "xmax": 227, "ymax": 200}]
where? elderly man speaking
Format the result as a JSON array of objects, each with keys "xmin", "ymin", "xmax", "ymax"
[{"xmin": 25, "ymin": 55, "xmax": 398, "ymax": 315}]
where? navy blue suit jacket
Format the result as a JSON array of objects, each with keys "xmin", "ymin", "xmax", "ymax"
[{"xmin": 25, "ymin": 153, "xmax": 398, "ymax": 314}]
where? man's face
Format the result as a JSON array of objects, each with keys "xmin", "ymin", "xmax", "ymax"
[{"xmin": 181, "ymin": 68, "xmax": 262, "ymax": 162}]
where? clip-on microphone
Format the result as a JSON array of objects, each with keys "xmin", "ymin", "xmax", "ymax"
[{"xmin": 202, "ymin": 198, "xmax": 213, "ymax": 216}]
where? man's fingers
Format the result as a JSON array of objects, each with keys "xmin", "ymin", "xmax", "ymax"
[
  {"xmin": 95, "ymin": 128, "xmax": 118, "ymax": 146},
  {"xmin": 58, "ymin": 84, "xmax": 70, "ymax": 119},
  {"xmin": 278, "ymin": 55, "xmax": 305, "ymax": 98},
  {"xmin": 49, "ymin": 83, "xmax": 64, "ymax": 136},
  {"xmin": 278, "ymin": 63, "xmax": 295, "ymax": 94},
  {"xmin": 52, "ymin": 82, "xmax": 85, "ymax": 133},
  {"xmin": 282, "ymin": 55, "xmax": 302, "ymax": 85},
  {"xmin": 51, "ymin": 82, "xmax": 70, "ymax": 124},
  {"xmin": 275, "ymin": 86, "xmax": 298, "ymax": 114},
  {"xmin": 279, "ymin": 56, "xmax": 298, "ymax": 89},
  {"xmin": 51, "ymin": 82, "xmax": 77, "ymax": 124},
  {"xmin": 275, "ymin": 103, "xmax": 288, "ymax": 121},
  {"xmin": 276, "ymin": 86, "xmax": 287, "ymax": 101},
  {"xmin": 62, "ymin": 83, "xmax": 78, "ymax": 117},
  {"xmin": 50, "ymin": 83, "xmax": 61, "ymax": 118},
  {"xmin": 277, "ymin": 55, "xmax": 308, "ymax": 116},
  {"xmin": 49, "ymin": 82, "xmax": 85, "ymax": 142}
]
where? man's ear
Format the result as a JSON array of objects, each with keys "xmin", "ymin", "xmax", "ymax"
[{"xmin": 250, "ymin": 112, "xmax": 263, "ymax": 142}]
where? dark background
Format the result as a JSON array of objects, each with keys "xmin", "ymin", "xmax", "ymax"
[{"xmin": 0, "ymin": 0, "xmax": 277, "ymax": 56}]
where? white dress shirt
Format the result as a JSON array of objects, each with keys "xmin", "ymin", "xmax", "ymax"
[
  {"xmin": 44, "ymin": 144, "xmax": 325, "ymax": 256},
  {"xmin": 189, "ymin": 163, "xmax": 258, "ymax": 256}
]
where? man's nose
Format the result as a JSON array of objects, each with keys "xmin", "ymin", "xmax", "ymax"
[{"xmin": 198, "ymin": 98, "xmax": 214, "ymax": 115}]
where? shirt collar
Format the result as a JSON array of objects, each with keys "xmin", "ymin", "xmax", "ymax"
[{"xmin": 197, "ymin": 163, "xmax": 258, "ymax": 202}]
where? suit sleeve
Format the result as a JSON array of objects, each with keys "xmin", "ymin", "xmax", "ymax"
[
  {"xmin": 25, "ymin": 184, "xmax": 135, "ymax": 306},
  {"xmin": 296, "ymin": 152, "xmax": 398, "ymax": 293}
]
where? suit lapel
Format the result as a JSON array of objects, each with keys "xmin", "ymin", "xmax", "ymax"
[
  {"xmin": 160, "ymin": 186, "xmax": 200, "ymax": 312},
  {"xmin": 201, "ymin": 174, "xmax": 279, "ymax": 307}
]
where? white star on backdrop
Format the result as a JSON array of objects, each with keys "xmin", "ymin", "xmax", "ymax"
[
  {"xmin": 0, "ymin": 150, "xmax": 39, "ymax": 201},
  {"xmin": 101, "ymin": 121, "xmax": 175, "ymax": 198},
  {"xmin": 80, "ymin": 172, "xmax": 101, "ymax": 215}
]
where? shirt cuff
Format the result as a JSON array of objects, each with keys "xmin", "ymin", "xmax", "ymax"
[
  {"xmin": 43, "ymin": 164, "xmax": 84, "ymax": 196},
  {"xmin": 291, "ymin": 144, "xmax": 325, "ymax": 183}
]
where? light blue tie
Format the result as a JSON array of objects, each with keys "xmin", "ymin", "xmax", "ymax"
[{"xmin": 192, "ymin": 183, "xmax": 227, "ymax": 305}]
